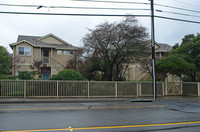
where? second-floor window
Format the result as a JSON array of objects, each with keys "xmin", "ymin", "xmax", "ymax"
[
  {"xmin": 64, "ymin": 50, "xmax": 69, "ymax": 55},
  {"xmin": 18, "ymin": 47, "xmax": 31, "ymax": 56},
  {"xmin": 57, "ymin": 50, "xmax": 62, "ymax": 55}
]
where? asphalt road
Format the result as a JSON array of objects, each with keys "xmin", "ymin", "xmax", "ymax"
[{"xmin": 0, "ymin": 99, "xmax": 200, "ymax": 132}]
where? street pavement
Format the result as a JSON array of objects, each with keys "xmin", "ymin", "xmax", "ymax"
[{"xmin": 0, "ymin": 97, "xmax": 200, "ymax": 132}]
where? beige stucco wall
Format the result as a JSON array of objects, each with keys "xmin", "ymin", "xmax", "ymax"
[
  {"xmin": 12, "ymin": 42, "xmax": 32, "ymax": 76},
  {"xmin": 51, "ymin": 65, "xmax": 65, "ymax": 76},
  {"xmin": 15, "ymin": 42, "xmax": 33, "ymax": 64},
  {"xmin": 40, "ymin": 36, "xmax": 65, "ymax": 44},
  {"xmin": 52, "ymin": 49, "xmax": 72, "ymax": 66},
  {"xmin": 33, "ymin": 47, "xmax": 41, "ymax": 61},
  {"xmin": 126, "ymin": 63, "xmax": 146, "ymax": 81},
  {"xmin": 14, "ymin": 65, "xmax": 32, "ymax": 76},
  {"xmin": 13, "ymin": 43, "xmax": 33, "ymax": 76}
]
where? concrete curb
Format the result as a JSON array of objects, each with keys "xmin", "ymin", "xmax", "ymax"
[
  {"xmin": 0, "ymin": 97, "xmax": 199, "ymax": 104},
  {"xmin": 0, "ymin": 98, "xmax": 131, "ymax": 104}
]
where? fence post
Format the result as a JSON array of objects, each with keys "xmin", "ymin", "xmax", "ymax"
[
  {"xmin": 57, "ymin": 81, "xmax": 59, "ymax": 99},
  {"xmin": 136, "ymin": 82, "xmax": 138, "ymax": 97},
  {"xmin": 165, "ymin": 82, "xmax": 168, "ymax": 96},
  {"xmin": 24, "ymin": 81, "xmax": 26, "ymax": 98},
  {"xmin": 162, "ymin": 82, "xmax": 165, "ymax": 97},
  {"xmin": 115, "ymin": 82, "xmax": 118, "ymax": 98},
  {"xmin": 0, "ymin": 81, "xmax": 2, "ymax": 97},
  {"xmin": 180, "ymin": 81, "xmax": 183, "ymax": 95},
  {"xmin": 198, "ymin": 83, "xmax": 200, "ymax": 97},
  {"xmin": 88, "ymin": 81, "xmax": 90, "ymax": 98},
  {"xmin": 138, "ymin": 82, "xmax": 142, "ymax": 97}
]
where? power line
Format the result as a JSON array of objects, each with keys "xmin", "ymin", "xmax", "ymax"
[
  {"xmin": 0, "ymin": 4, "xmax": 150, "ymax": 11},
  {"xmin": 155, "ymin": 15, "xmax": 200, "ymax": 24},
  {"xmin": 0, "ymin": 11, "xmax": 200, "ymax": 24},
  {"xmin": 72, "ymin": 0, "xmax": 150, "ymax": 5},
  {"xmin": 154, "ymin": 3, "xmax": 200, "ymax": 14},
  {"xmin": 1, "ymin": 2, "xmax": 200, "ymax": 15},
  {"xmin": 156, "ymin": 9, "xmax": 200, "ymax": 18},
  {"xmin": 0, "ymin": 11, "xmax": 150, "ymax": 17},
  {"xmin": 169, "ymin": 0, "xmax": 200, "ymax": 8},
  {"xmin": 72, "ymin": 0, "xmax": 200, "ymax": 14}
]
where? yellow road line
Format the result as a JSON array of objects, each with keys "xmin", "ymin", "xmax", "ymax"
[
  {"xmin": 0, "ymin": 107, "xmax": 89, "ymax": 111},
  {"xmin": 2, "ymin": 121, "xmax": 200, "ymax": 132},
  {"xmin": 0, "ymin": 105, "xmax": 165, "ymax": 111}
]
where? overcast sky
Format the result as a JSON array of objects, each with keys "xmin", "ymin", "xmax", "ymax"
[{"xmin": 0, "ymin": 0, "xmax": 200, "ymax": 53}]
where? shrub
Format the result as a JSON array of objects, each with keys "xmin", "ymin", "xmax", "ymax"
[
  {"xmin": 50, "ymin": 69, "xmax": 86, "ymax": 80},
  {"xmin": 18, "ymin": 71, "xmax": 36, "ymax": 80},
  {"xmin": 0, "ymin": 75, "xmax": 17, "ymax": 80}
]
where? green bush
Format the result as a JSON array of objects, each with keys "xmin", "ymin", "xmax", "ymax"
[
  {"xmin": 0, "ymin": 75, "xmax": 17, "ymax": 80},
  {"xmin": 50, "ymin": 69, "xmax": 86, "ymax": 80},
  {"xmin": 18, "ymin": 71, "xmax": 36, "ymax": 80}
]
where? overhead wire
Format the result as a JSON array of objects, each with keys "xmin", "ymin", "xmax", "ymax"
[
  {"xmin": 72, "ymin": 0, "xmax": 150, "ymax": 5},
  {"xmin": 154, "ymin": 3, "xmax": 200, "ymax": 14},
  {"xmin": 72, "ymin": 0, "xmax": 200, "ymax": 14},
  {"xmin": 168, "ymin": 0, "xmax": 200, "ymax": 8},
  {"xmin": 0, "ymin": 4, "xmax": 150, "ymax": 11},
  {"xmin": 1, "ymin": 3, "xmax": 200, "ymax": 18},
  {"xmin": 0, "ymin": 11, "xmax": 200, "ymax": 24},
  {"xmin": 0, "ymin": 1, "xmax": 200, "ymax": 24},
  {"xmin": 1, "ymin": 2, "xmax": 200, "ymax": 14},
  {"xmin": 156, "ymin": 10, "xmax": 200, "ymax": 18},
  {"xmin": 0, "ymin": 11, "xmax": 150, "ymax": 17}
]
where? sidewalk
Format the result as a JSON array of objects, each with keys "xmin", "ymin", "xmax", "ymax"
[{"xmin": 0, "ymin": 96, "xmax": 199, "ymax": 103}]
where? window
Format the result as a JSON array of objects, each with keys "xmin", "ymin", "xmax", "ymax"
[
  {"xmin": 57, "ymin": 50, "xmax": 62, "ymax": 55},
  {"xmin": 43, "ymin": 50, "xmax": 50, "ymax": 64},
  {"xmin": 64, "ymin": 50, "xmax": 69, "ymax": 55},
  {"xmin": 43, "ymin": 50, "xmax": 49, "ymax": 57},
  {"xmin": 18, "ymin": 47, "xmax": 31, "ymax": 55}
]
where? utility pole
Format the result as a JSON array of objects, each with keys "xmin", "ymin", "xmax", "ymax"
[
  {"xmin": 150, "ymin": 0, "xmax": 157, "ymax": 99},
  {"xmin": 130, "ymin": 0, "xmax": 157, "ymax": 102}
]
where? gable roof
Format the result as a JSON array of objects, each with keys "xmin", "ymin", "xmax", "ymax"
[
  {"xmin": 38, "ymin": 33, "xmax": 72, "ymax": 45},
  {"xmin": 146, "ymin": 40, "xmax": 172, "ymax": 53},
  {"xmin": 156, "ymin": 43, "xmax": 172, "ymax": 52},
  {"xmin": 10, "ymin": 33, "xmax": 79, "ymax": 50}
]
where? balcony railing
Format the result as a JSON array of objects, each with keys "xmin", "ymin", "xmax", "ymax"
[{"xmin": 43, "ymin": 57, "xmax": 49, "ymax": 64}]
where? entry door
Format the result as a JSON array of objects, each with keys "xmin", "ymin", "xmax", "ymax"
[
  {"xmin": 43, "ymin": 50, "xmax": 50, "ymax": 64},
  {"xmin": 42, "ymin": 72, "xmax": 50, "ymax": 80}
]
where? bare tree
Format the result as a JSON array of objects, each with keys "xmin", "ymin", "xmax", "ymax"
[
  {"xmin": 10, "ymin": 56, "xmax": 25, "ymax": 75},
  {"xmin": 83, "ymin": 16, "xmax": 149, "ymax": 81},
  {"xmin": 137, "ymin": 57, "xmax": 152, "ymax": 78},
  {"xmin": 65, "ymin": 49, "xmax": 84, "ymax": 72},
  {"xmin": 30, "ymin": 59, "xmax": 43, "ymax": 77}
]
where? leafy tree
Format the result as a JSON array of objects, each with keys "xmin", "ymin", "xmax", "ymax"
[
  {"xmin": 156, "ymin": 56, "xmax": 195, "ymax": 80},
  {"xmin": 174, "ymin": 33, "xmax": 200, "ymax": 81},
  {"xmin": 0, "ymin": 46, "xmax": 10, "ymax": 75},
  {"xmin": 50, "ymin": 69, "xmax": 86, "ymax": 80},
  {"xmin": 180, "ymin": 34, "xmax": 195, "ymax": 46},
  {"xmin": 18, "ymin": 71, "xmax": 36, "ymax": 80},
  {"xmin": 172, "ymin": 43, "xmax": 179, "ymax": 50},
  {"xmin": 83, "ymin": 17, "xmax": 149, "ymax": 81}
]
